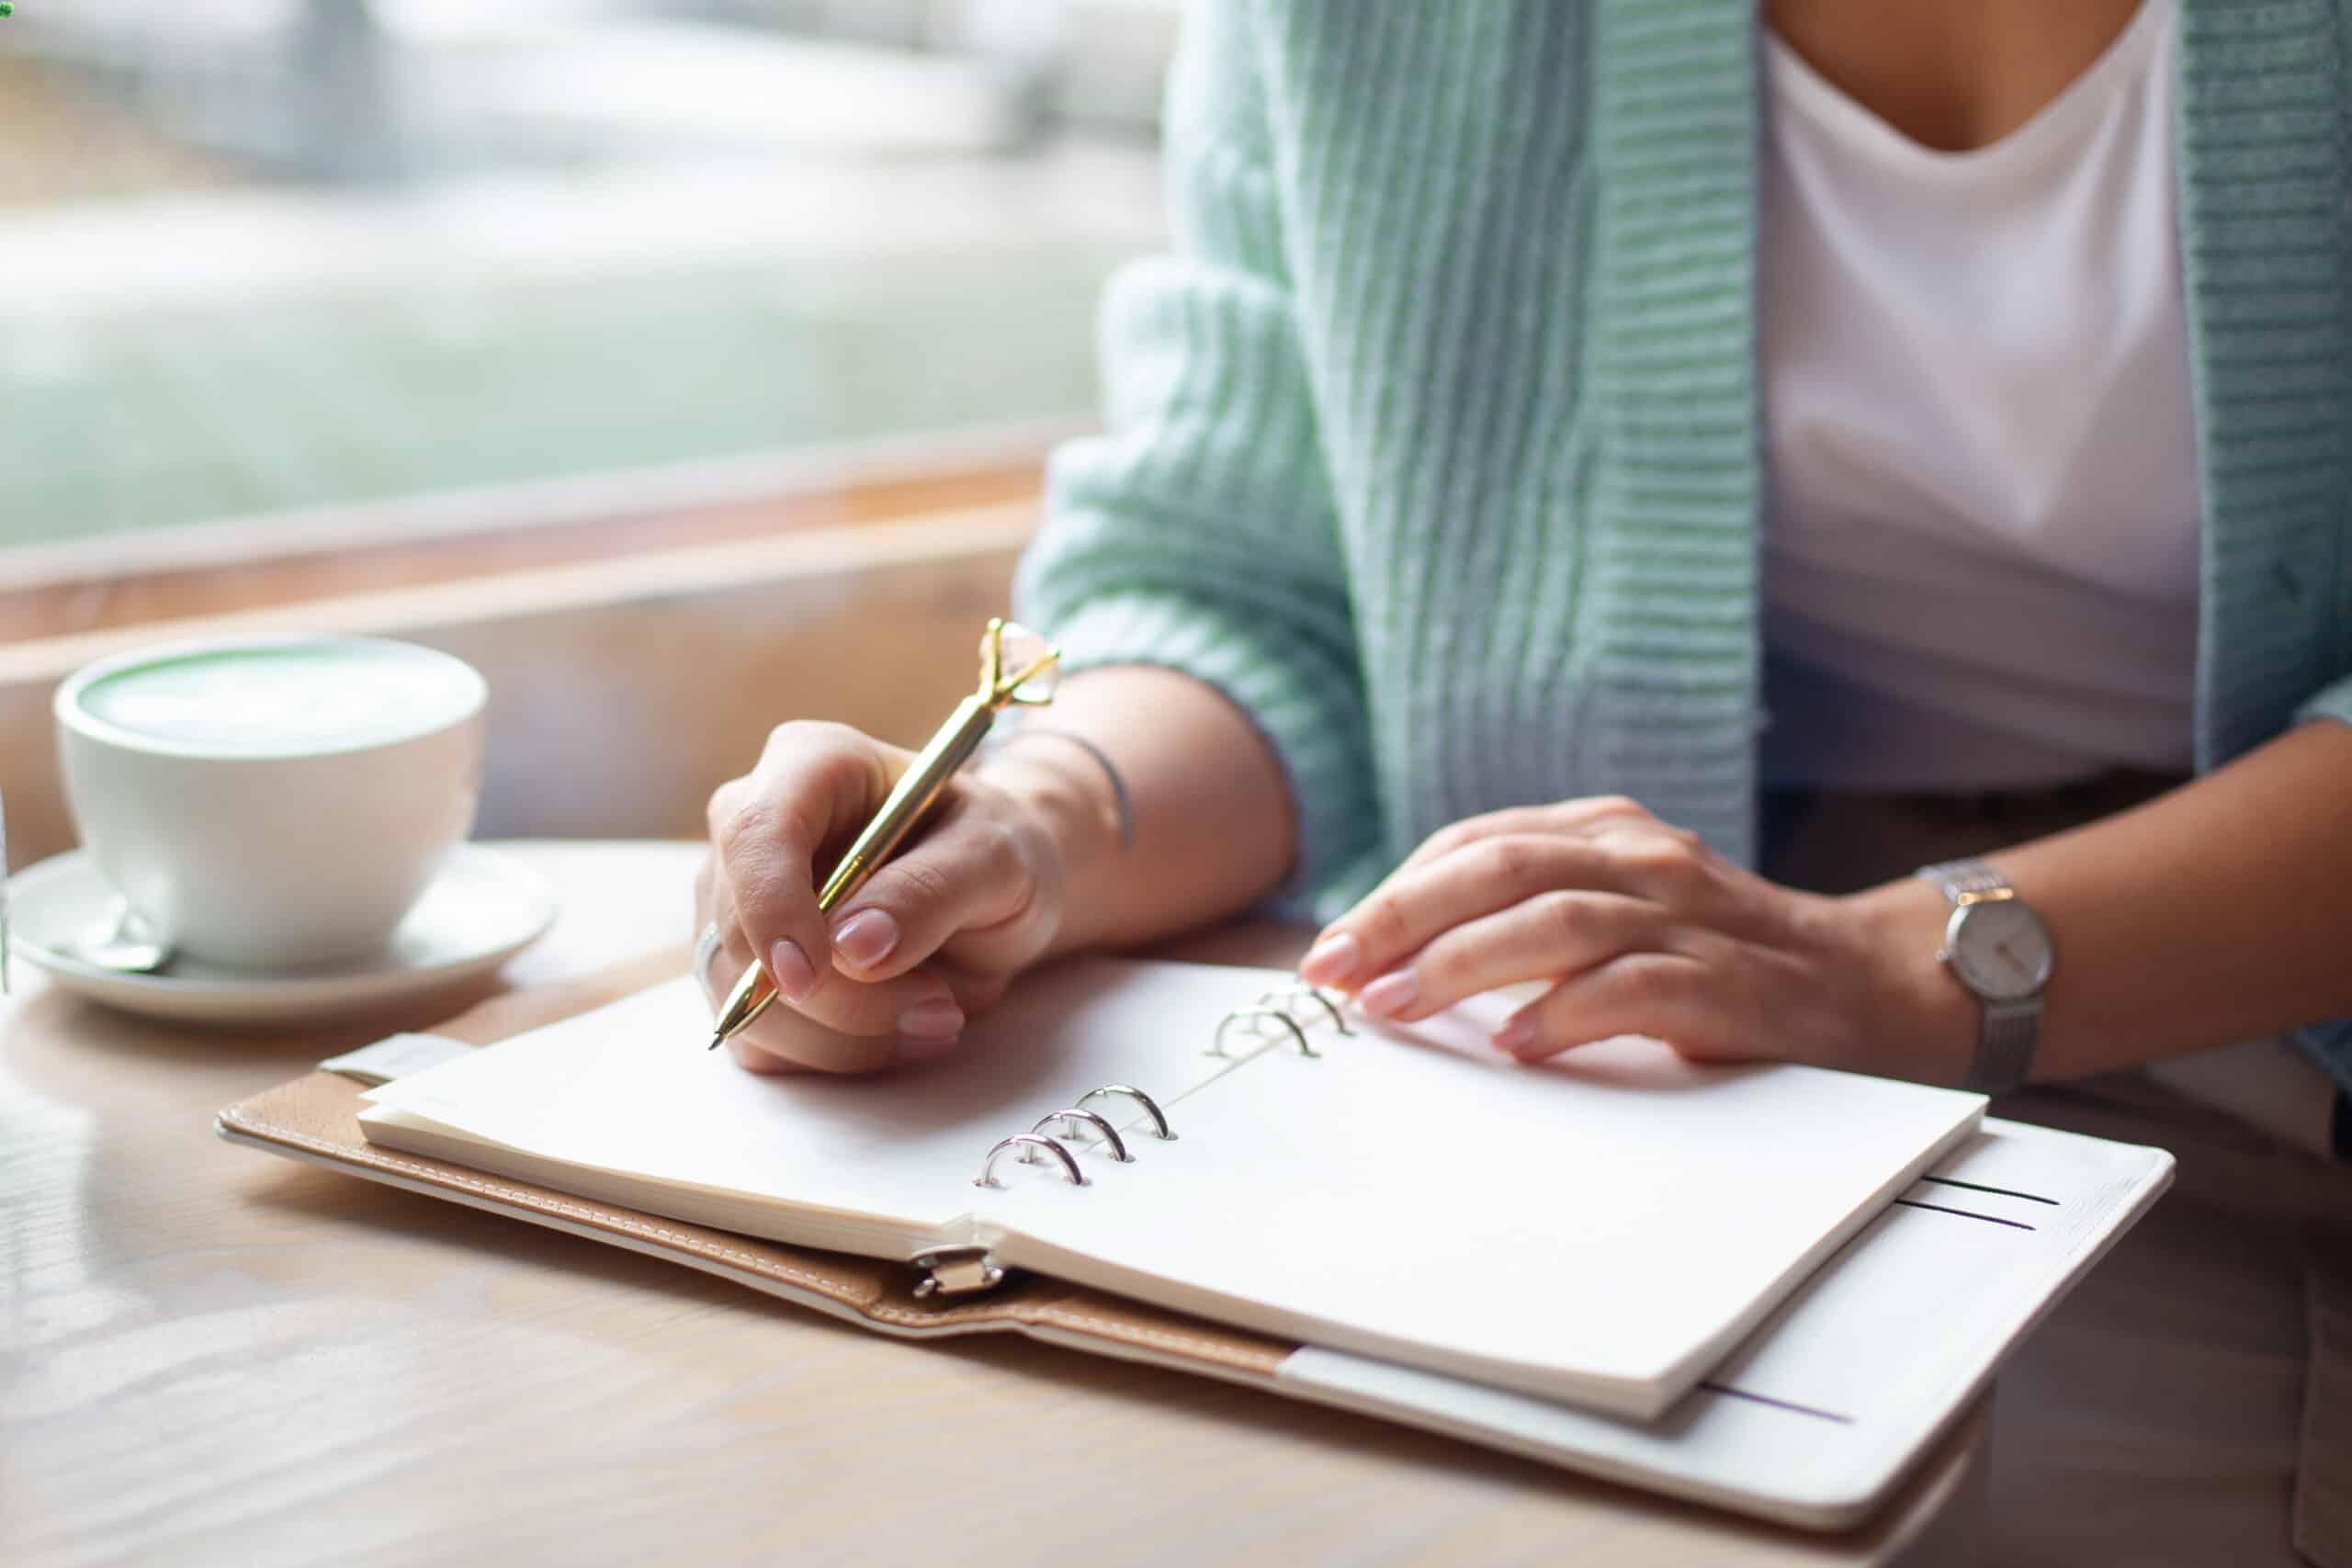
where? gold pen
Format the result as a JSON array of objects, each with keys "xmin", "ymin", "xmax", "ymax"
[{"xmin": 706, "ymin": 618, "xmax": 1060, "ymax": 1051}]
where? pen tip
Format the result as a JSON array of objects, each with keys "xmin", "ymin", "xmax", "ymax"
[{"xmin": 707, "ymin": 1032, "xmax": 724, "ymax": 1052}]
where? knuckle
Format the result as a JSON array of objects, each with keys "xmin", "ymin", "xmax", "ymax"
[
  {"xmin": 999, "ymin": 808, "xmax": 1053, "ymax": 875},
  {"xmin": 1477, "ymin": 834, "xmax": 1551, "ymax": 895},
  {"xmin": 704, "ymin": 778, "xmax": 748, "ymax": 840},
  {"xmin": 1531, "ymin": 890, "xmax": 1586, "ymax": 953},
  {"xmin": 1417, "ymin": 935, "xmax": 1473, "ymax": 992},
  {"xmin": 1361, "ymin": 891, "xmax": 1414, "ymax": 949},
  {"xmin": 714, "ymin": 792, "xmax": 778, "ymax": 858},
  {"xmin": 1573, "ymin": 794, "xmax": 1648, "ymax": 826},
  {"xmin": 1612, "ymin": 953, "xmax": 1690, "ymax": 1013},
  {"xmin": 758, "ymin": 720, "xmax": 880, "ymax": 795},
  {"xmin": 1621, "ymin": 831, "xmax": 1706, "ymax": 889},
  {"xmin": 969, "ymin": 813, "xmax": 1025, "ymax": 877},
  {"xmin": 890, "ymin": 855, "xmax": 958, "ymax": 918},
  {"xmin": 760, "ymin": 716, "xmax": 845, "ymax": 759},
  {"xmin": 1425, "ymin": 821, "xmax": 1476, "ymax": 860}
]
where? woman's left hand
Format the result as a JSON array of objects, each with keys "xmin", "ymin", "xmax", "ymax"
[{"xmin": 1296, "ymin": 795, "xmax": 1960, "ymax": 1081}]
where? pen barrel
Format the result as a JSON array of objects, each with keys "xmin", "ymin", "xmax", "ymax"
[{"xmin": 816, "ymin": 694, "xmax": 996, "ymax": 913}]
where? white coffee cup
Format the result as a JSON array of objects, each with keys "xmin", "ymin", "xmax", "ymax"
[{"xmin": 54, "ymin": 635, "xmax": 488, "ymax": 970}]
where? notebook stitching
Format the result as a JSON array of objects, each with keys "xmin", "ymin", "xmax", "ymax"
[
  {"xmin": 228, "ymin": 1109, "xmax": 1279, "ymax": 1359},
  {"xmin": 1028, "ymin": 1304, "xmax": 1282, "ymax": 1368}
]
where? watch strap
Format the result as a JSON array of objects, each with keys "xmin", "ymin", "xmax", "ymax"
[
  {"xmin": 1974, "ymin": 998, "xmax": 2041, "ymax": 1097},
  {"xmin": 1916, "ymin": 857, "xmax": 2044, "ymax": 1095},
  {"xmin": 1918, "ymin": 857, "xmax": 2010, "ymax": 903}
]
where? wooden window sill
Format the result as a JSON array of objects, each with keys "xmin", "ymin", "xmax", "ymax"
[{"xmin": 1, "ymin": 433, "xmax": 1057, "ymax": 865}]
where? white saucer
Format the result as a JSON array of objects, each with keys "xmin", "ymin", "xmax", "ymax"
[{"xmin": 6, "ymin": 844, "xmax": 557, "ymax": 1027}]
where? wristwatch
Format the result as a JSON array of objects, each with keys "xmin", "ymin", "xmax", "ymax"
[{"xmin": 1915, "ymin": 858, "xmax": 2052, "ymax": 1094}]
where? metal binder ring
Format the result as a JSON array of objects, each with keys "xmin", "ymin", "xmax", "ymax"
[
  {"xmin": 976, "ymin": 1134, "xmax": 1086, "ymax": 1189},
  {"xmin": 1031, "ymin": 1108, "xmax": 1133, "ymax": 1163},
  {"xmin": 1260, "ymin": 983, "xmax": 1351, "ymax": 1036},
  {"xmin": 1212, "ymin": 1007, "xmax": 1317, "ymax": 1059},
  {"xmin": 1074, "ymin": 1084, "xmax": 1175, "ymax": 1141}
]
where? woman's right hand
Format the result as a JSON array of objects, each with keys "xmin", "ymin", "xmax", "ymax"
[{"xmin": 695, "ymin": 720, "xmax": 1070, "ymax": 1075}]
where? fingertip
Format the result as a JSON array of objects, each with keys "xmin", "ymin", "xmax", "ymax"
[
  {"xmin": 1355, "ymin": 967, "xmax": 1420, "ymax": 1021},
  {"xmin": 768, "ymin": 938, "xmax": 819, "ymax": 1002},
  {"xmin": 1299, "ymin": 931, "xmax": 1363, "ymax": 987},
  {"xmin": 1493, "ymin": 1010, "xmax": 1540, "ymax": 1056},
  {"xmin": 829, "ymin": 907, "xmax": 901, "ymax": 976},
  {"xmin": 896, "ymin": 996, "xmax": 966, "ymax": 1047}
]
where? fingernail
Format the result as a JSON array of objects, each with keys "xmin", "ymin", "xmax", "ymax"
[
  {"xmin": 768, "ymin": 939, "xmax": 818, "ymax": 1001},
  {"xmin": 831, "ymin": 908, "xmax": 899, "ymax": 971},
  {"xmin": 1300, "ymin": 932, "xmax": 1363, "ymax": 985},
  {"xmin": 1357, "ymin": 968, "xmax": 1419, "ymax": 1020},
  {"xmin": 897, "ymin": 998, "xmax": 965, "ymax": 1044},
  {"xmin": 1493, "ymin": 1013, "xmax": 1535, "ymax": 1054}
]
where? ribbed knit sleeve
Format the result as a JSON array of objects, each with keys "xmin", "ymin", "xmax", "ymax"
[
  {"xmin": 2294, "ymin": 675, "xmax": 2352, "ymax": 729},
  {"xmin": 1013, "ymin": 0, "xmax": 1378, "ymax": 918}
]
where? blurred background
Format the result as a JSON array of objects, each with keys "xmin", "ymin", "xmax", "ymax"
[
  {"xmin": 1, "ymin": 0, "xmax": 1172, "ymax": 545},
  {"xmin": 0, "ymin": 0, "xmax": 1180, "ymax": 863}
]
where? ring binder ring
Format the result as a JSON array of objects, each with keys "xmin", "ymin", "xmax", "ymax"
[
  {"xmin": 977, "ymin": 1134, "xmax": 1086, "ymax": 1189},
  {"xmin": 1030, "ymin": 1108, "xmax": 1133, "ymax": 1163},
  {"xmin": 1212, "ymin": 1007, "xmax": 1317, "ymax": 1060},
  {"xmin": 1261, "ymin": 984, "xmax": 1351, "ymax": 1036},
  {"xmin": 1075, "ymin": 1084, "xmax": 1175, "ymax": 1141}
]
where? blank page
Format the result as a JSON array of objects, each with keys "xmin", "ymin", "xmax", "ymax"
[
  {"xmin": 360, "ymin": 957, "xmax": 1983, "ymax": 1416},
  {"xmin": 359, "ymin": 960, "xmax": 1277, "ymax": 1255},
  {"xmin": 974, "ymin": 997, "xmax": 1984, "ymax": 1417}
]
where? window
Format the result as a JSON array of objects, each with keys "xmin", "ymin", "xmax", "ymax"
[
  {"xmin": 0, "ymin": 1, "xmax": 1181, "ymax": 863},
  {"xmin": 0, "ymin": 0, "xmax": 1176, "ymax": 560}
]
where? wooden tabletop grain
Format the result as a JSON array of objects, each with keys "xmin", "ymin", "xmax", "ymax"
[{"xmin": 0, "ymin": 840, "xmax": 1984, "ymax": 1567}]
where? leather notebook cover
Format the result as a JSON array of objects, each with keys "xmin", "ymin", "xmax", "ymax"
[
  {"xmin": 218, "ymin": 945, "xmax": 2155, "ymax": 1539},
  {"xmin": 215, "ymin": 948, "xmax": 1294, "ymax": 1383}
]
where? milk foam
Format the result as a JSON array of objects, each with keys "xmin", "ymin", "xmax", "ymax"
[{"xmin": 78, "ymin": 642, "xmax": 481, "ymax": 755}]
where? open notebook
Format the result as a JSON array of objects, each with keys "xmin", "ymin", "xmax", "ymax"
[{"xmin": 356, "ymin": 955, "xmax": 1984, "ymax": 1420}]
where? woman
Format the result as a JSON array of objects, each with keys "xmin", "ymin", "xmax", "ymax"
[{"xmin": 698, "ymin": 2, "xmax": 2352, "ymax": 1558}]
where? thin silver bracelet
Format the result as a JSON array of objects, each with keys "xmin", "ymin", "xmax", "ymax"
[
  {"xmin": 0, "ymin": 780, "xmax": 10, "ymax": 995},
  {"xmin": 980, "ymin": 728, "xmax": 1135, "ymax": 851}
]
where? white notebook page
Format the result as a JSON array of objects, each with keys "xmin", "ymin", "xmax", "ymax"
[
  {"xmin": 360, "ymin": 956, "xmax": 1984, "ymax": 1416},
  {"xmin": 359, "ymin": 961, "xmax": 1273, "ymax": 1249},
  {"xmin": 1273, "ymin": 1118, "xmax": 2174, "ymax": 1527},
  {"xmin": 977, "ymin": 998, "xmax": 1984, "ymax": 1416}
]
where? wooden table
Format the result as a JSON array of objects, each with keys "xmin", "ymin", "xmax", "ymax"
[{"xmin": 0, "ymin": 840, "xmax": 1986, "ymax": 1567}]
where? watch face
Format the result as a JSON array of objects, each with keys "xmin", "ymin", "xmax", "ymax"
[{"xmin": 1945, "ymin": 898, "xmax": 2053, "ymax": 1001}]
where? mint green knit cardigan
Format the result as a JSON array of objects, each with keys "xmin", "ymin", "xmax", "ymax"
[{"xmin": 1014, "ymin": 0, "xmax": 2352, "ymax": 1085}]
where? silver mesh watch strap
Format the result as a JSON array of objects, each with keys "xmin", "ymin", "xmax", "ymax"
[
  {"xmin": 1973, "ymin": 998, "xmax": 2041, "ymax": 1097},
  {"xmin": 1921, "ymin": 858, "xmax": 2008, "ymax": 902},
  {"xmin": 1917, "ymin": 858, "xmax": 2042, "ymax": 1095}
]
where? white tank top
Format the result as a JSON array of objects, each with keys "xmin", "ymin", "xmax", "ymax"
[{"xmin": 1757, "ymin": 0, "xmax": 2199, "ymax": 791}]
